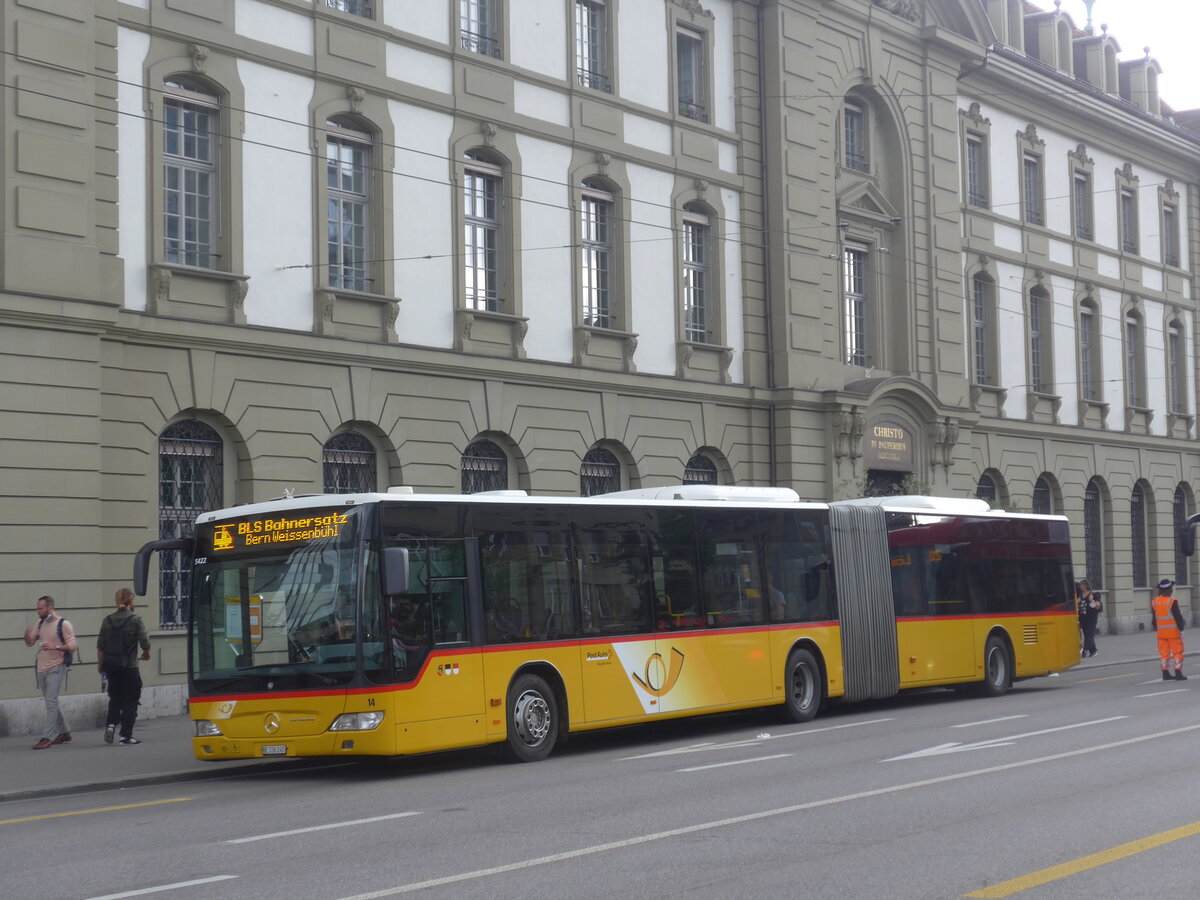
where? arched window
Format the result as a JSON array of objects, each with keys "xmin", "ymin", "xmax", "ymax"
[
  {"xmin": 1173, "ymin": 485, "xmax": 1191, "ymax": 586},
  {"xmin": 1131, "ymin": 483, "xmax": 1148, "ymax": 588},
  {"xmin": 1032, "ymin": 475, "xmax": 1052, "ymax": 514},
  {"xmin": 684, "ymin": 454, "xmax": 718, "ymax": 485},
  {"xmin": 1084, "ymin": 478, "xmax": 1104, "ymax": 589},
  {"xmin": 159, "ymin": 420, "xmax": 223, "ymax": 629},
  {"xmin": 976, "ymin": 473, "xmax": 997, "ymax": 505},
  {"xmin": 581, "ymin": 447, "xmax": 620, "ymax": 496},
  {"xmin": 462, "ymin": 439, "xmax": 507, "ymax": 493},
  {"xmin": 323, "ymin": 432, "xmax": 377, "ymax": 493}
]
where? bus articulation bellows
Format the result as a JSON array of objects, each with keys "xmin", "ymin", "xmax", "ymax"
[{"xmin": 132, "ymin": 486, "xmax": 1079, "ymax": 763}]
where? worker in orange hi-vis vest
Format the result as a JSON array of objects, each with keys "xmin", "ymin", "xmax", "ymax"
[{"xmin": 1151, "ymin": 579, "xmax": 1187, "ymax": 682}]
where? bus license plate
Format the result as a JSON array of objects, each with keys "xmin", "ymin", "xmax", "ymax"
[{"xmin": 261, "ymin": 744, "xmax": 288, "ymax": 756}]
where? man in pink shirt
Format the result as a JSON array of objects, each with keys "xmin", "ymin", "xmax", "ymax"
[{"xmin": 23, "ymin": 595, "xmax": 77, "ymax": 749}]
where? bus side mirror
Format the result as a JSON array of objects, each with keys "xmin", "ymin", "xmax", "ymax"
[
  {"xmin": 1181, "ymin": 513, "xmax": 1200, "ymax": 558},
  {"xmin": 133, "ymin": 537, "xmax": 191, "ymax": 597},
  {"xmin": 381, "ymin": 546, "xmax": 410, "ymax": 597}
]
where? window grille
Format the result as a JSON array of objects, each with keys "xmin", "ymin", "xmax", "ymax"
[
  {"xmin": 159, "ymin": 420, "xmax": 223, "ymax": 630},
  {"xmin": 684, "ymin": 455, "xmax": 718, "ymax": 485},
  {"xmin": 575, "ymin": 0, "xmax": 611, "ymax": 92},
  {"xmin": 1032, "ymin": 476, "xmax": 1052, "ymax": 514},
  {"xmin": 580, "ymin": 448, "xmax": 620, "ymax": 496},
  {"xmin": 462, "ymin": 439, "xmax": 507, "ymax": 493},
  {"xmin": 323, "ymin": 432, "xmax": 377, "ymax": 493},
  {"xmin": 976, "ymin": 473, "xmax": 996, "ymax": 505},
  {"xmin": 1131, "ymin": 485, "xmax": 1148, "ymax": 588},
  {"xmin": 461, "ymin": 0, "xmax": 502, "ymax": 58},
  {"xmin": 1084, "ymin": 479, "xmax": 1103, "ymax": 589}
]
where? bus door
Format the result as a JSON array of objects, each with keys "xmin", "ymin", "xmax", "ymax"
[
  {"xmin": 649, "ymin": 508, "xmax": 773, "ymax": 715},
  {"xmin": 892, "ymin": 540, "xmax": 976, "ymax": 684},
  {"xmin": 392, "ymin": 539, "xmax": 485, "ymax": 753}
]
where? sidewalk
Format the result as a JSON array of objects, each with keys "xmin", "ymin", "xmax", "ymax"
[{"xmin": 0, "ymin": 629, "xmax": 1163, "ymax": 803}]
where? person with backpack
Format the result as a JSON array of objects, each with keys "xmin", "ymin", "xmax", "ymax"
[
  {"xmin": 23, "ymin": 595, "xmax": 78, "ymax": 749},
  {"xmin": 97, "ymin": 587, "xmax": 151, "ymax": 745}
]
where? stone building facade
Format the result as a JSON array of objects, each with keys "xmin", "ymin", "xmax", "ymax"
[{"xmin": 0, "ymin": 0, "xmax": 1196, "ymax": 727}]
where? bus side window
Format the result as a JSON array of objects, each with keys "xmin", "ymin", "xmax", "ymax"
[{"xmin": 431, "ymin": 581, "xmax": 466, "ymax": 643}]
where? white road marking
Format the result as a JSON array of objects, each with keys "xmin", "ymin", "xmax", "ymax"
[
  {"xmin": 883, "ymin": 716, "xmax": 1128, "ymax": 761},
  {"xmin": 1135, "ymin": 688, "xmax": 1189, "ymax": 698},
  {"xmin": 621, "ymin": 718, "xmax": 895, "ymax": 759},
  {"xmin": 952, "ymin": 715, "xmax": 1028, "ymax": 729},
  {"xmin": 85, "ymin": 876, "xmax": 237, "ymax": 899},
  {"xmin": 223, "ymin": 812, "xmax": 421, "ymax": 844},
  {"xmin": 678, "ymin": 753, "xmax": 792, "ymax": 772},
  {"xmin": 333, "ymin": 723, "xmax": 1200, "ymax": 899}
]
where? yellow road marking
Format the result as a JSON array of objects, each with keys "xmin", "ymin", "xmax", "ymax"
[
  {"xmin": 1075, "ymin": 672, "xmax": 1141, "ymax": 684},
  {"xmin": 0, "ymin": 797, "xmax": 191, "ymax": 825},
  {"xmin": 963, "ymin": 820, "xmax": 1200, "ymax": 897}
]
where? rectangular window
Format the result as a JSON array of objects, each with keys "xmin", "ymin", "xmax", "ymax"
[
  {"xmin": 972, "ymin": 276, "xmax": 990, "ymax": 385},
  {"xmin": 1126, "ymin": 314, "xmax": 1141, "ymax": 407},
  {"xmin": 844, "ymin": 102, "xmax": 869, "ymax": 173},
  {"xmin": 682, "ymin": 211, "xmax": 709, "ymax": 342},
  {"xmin": 164, "ymin": 88, "xmax": 218, "ymax": 268},
  {"xmin": 461, "ymin": 0, "xmax": 502, "ymax": 58},
  {"xmin": 1073, "ymin": 171, "xmax": 1093, "ymax": 240},
  {"xmin": 575, "ymin": 0, "xmax": 611, "ymax": 92},
  {"xmin": 676, "ymin": 27, "xmax": 708, "ymax": 123},
  {"xmin": 1168, "ymin": 323, "xmax": 1185, "ymax": 414},
  {"xmin": 326, "ymin": 0, "xmax": 373, "ymax": 17},
  {"xmin": 1120, "ymin": 189, "xmax": 1138, "ymax": 253},
  {"xmin": 1029, "ymin": 291, "xmax": 1045, "ymax": 392},
  {"xmin": 1163, "ymin": 204, "xmax": 1180, "ymax": 267},
  {"xmin": 843, "ymin": 245, "xmax": 869, "ymax": 366},
  {"xmin": 464, "ymin": 157, "xmax": 502, "ymax": 311},
  {"xmin": 1080, "ymin": 306, "xmax": 1096, "ymax": 401},
  {"xmin": 581, "ymin": 187, "xmax": 612, "ymax": 328},
  {"xmin": 965, "ymin": 134, "xmax": 987, "ymax": 207},
  {"xmin": 1022, "ymin": 154, "xmax": 1043, "ymax": 225},
  {"xmin": 326, "ymin": 130, "xmax": 369, "ymax": 292}
]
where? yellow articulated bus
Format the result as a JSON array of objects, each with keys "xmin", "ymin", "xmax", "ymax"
[{"xmin": 132, "ymin": 486, "xmax": 1079, "ymax": 763}]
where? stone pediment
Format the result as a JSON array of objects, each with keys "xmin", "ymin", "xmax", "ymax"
[{"xmin": 837, "ymin": 181, "xmax": 901, "ymax": 229}]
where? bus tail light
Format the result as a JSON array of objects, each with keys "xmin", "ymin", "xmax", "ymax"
[{"xmin": 330, "ymin": 711, "xmax": 385, "ymax": 731}]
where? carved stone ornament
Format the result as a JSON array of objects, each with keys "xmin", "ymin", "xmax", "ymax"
[
  {"xmin": 694, "ymin": 178, "xmax": 708, "ymax": 200},
  {"xmin": 347, "ymin": 85, "xmax": 365, "ymax": 114},
  {"xmin": 962, "ymin": 102, "xmax": 989, "ymax": 127},
  {"xmin": 1120, "ymin": 161, "xmax": 1138, "ymax": 181},
  {"xmin": 1068, "ymin": 143, "xmax": 1092, "ymax": 165},
  {"xmin": 669, "ymin": 0, "xmax": 714, "ymax": 21},
  {"xmin": 229, "ymin": 279, "xmax": 248, "ymax": 316},
  {"xmin": 594, "ymin": 151, "xmax": 611, "ymax": 175},
  {"xmin": 1163, "ymin": 178, "xmax": 1178, "ymax": 200},
  {"xmin": 481, "ymin": 121, "xmax": 497, "ymax": 147},
  {"xmin": 1018, "ymin": 124, "xmax": 1044, "ymax": 146},
  {"xmin": 188, "ymin": 44, "xmax": 209, "ymax": 75},
  {"xmin": 874, "ymin": 0, "xmax": 920, "ymax": 23}
]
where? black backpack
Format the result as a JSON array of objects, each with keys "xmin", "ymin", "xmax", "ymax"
[{"xmin": 101, "ymin": 615, "xmax": 137, "ymax": 673}]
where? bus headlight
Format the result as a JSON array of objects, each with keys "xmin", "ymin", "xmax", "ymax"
[
  {"xmin": 195, "ymin": 719, "xmax": 224, "ymax": 737},
  {"xmin": 329, "ymin": 712, "xmax": 385, "ymax": 732}
]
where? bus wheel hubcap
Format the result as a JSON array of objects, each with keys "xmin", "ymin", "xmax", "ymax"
[{"xmin": 514, "ymin": 690, "xmax": 550, "ymax": 745}]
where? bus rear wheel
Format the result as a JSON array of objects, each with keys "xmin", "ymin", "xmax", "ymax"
[
  {"xmin": 506, "ymin": 673, "xmax": 559, "ymax": 762},
  {"xmin": 979, "ymin": 635, "xmax": 1011, "ymax": 697},
  {"xmin": 783, "ymin": 648, "xmax": 822, "ymax": 723}
]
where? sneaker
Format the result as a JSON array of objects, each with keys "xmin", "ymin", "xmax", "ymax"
[
  {"xmin": 31, "ymin": 738, "xmax": 52, "ymax": 750},
  {"xmin": 1089, "ymin": 650, "xmax": 1098, "ymax": 658},
  {"xmin": 1175, "ymin": 671, "xmax": 1188, "ymax": 681},
  {"xmin": 1163, "ymin": 671, "xmax": 1173, "ymax": 681},
  {"xmin": 104, "ymin": 724, "xmax": 116, "ymax": 744},
  {"xmin": 119, "ymin": 737, "xmax": 141, "ymax": 745},
  {"xmin": 50, "ymin": 732, "xmax": 71, "ymax": 745}
]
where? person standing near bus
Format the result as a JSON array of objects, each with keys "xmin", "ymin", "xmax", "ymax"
[
  {"xmin": 23, "ymin": 595, "xmax": 77, "ymax": 749},
  {"xmin": 1077, "ymin": 580, "xmax": 1101, "ymax": 657},
  {"xmin": 97, "ymin": 588, "xmax": 151, "ymax": 744},
  {"xmin": 1151, "ymin": 579, "xmax": 1187, "ymax": 681}
]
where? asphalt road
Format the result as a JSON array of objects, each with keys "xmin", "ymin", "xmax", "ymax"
[{"xmin": 2, "ymin": 659, "xmax": 1197, "ymax": 900}]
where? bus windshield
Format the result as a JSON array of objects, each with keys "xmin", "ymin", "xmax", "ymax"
[{"xmin": 189, "ymin": 506, "xmax": 369, "ymax": 693}]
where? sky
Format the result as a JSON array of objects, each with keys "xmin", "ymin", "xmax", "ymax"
[{"xmin": 1035, "ymin": 0, "xmax": 1200, "ymax": 111}]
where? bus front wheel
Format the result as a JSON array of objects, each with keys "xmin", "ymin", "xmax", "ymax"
[
  {"xmin": 505, "ymin": 673, "xmax": 559, "ymax": 762},
  {"xmin": 783, "ymin": 648, "xmax": 822, "ymax": 723},
  {"xmin": 979, "ymin": 635, "xmax": 1011, "ymax": 697}
]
